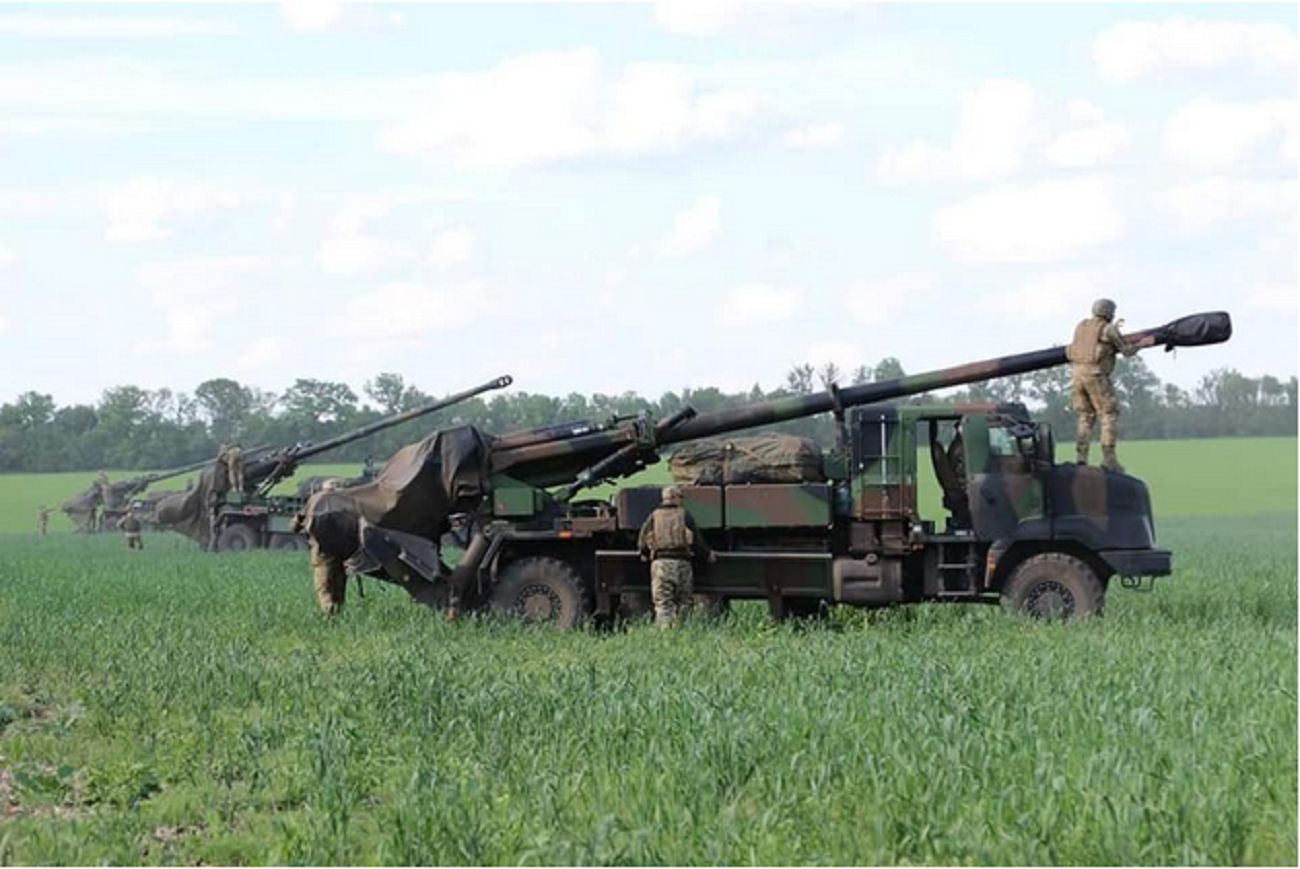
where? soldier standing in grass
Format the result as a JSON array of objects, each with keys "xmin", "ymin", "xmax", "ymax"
[
  {"xmin": 1067, "ymin": 298, "xmax": 1153, "ymax": 472},
  {"xmin": 116, "ymin": 511, "xmax": 144, "ymax": 550},
  {"xmin": 37, "ymin": 505, "xmax": 49, "ymax": 536},
  {"xmin": 292, "ymin": 479, "xmax": 348, "ymax": 615},
  {"xmin": 637, "ymin": 485, "xmax": 715, "ymax": 628}
]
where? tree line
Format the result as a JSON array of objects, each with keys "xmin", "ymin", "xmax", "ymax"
[{"xmin": 0, "ymin": 358, "xmax": 1294, "ymax": 473}]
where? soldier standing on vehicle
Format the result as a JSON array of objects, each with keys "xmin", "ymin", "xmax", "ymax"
[
  {"xmin": 37, "ymin": 505, "xmax": 50, "ymax": 536},
  {"xmin": 1066, "ymin": 298, "xmax": 1153, "ymax": 472},
  {"xmin": 637, "ymin": 485, "xmax": 715, "ymax": 627},
  {"xmin": 117, "ymin": 511, "xmax": 144, "ymax": 550}
]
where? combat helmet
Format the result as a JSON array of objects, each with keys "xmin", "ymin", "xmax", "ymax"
[
  {"xmin": 661, "ymin": 485, "xmax": 683, "ymax": 505},
  {"xmin": 1092, "ymin": 298, "xmax": 1117, "ymax": 320}
]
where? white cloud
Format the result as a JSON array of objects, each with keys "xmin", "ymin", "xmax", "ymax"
[
  {"xmin": 722, "ymin": 283, "xmax": 801, "ymax": 325},
  {"xmin": 874, "ymin": 79, "xmax": 1035, "ymax": 184},
  {"xmin": 380, "ymin": 49, "xmax": 759, "ymax": 170},
  {"xmin": 1247, "ymin": 283, "xmax": 1298, "ymax": 312},
  {"xmin": 661, "ymin": 196, "xmax": 721, "ymax": 257},
  {"xmin": 234, "ymin": 337, "xmax": 288, "ymax": 373},
  {"xmin": 1045, "ymin": 122, "xmax": 1131, "ymax": 168},
  {"xmin": 842, "ymin": 276, "xmax": 931, "ymax": 327},
  {"xmin": 428, "ymin": 226, "xmax": 476, "ymax": 269},
  {"xmin": 101, "ymin": 178, "xmax": 243, "ymax": 243},
  {"xmin": 1066, "ymin": 99, "xmax": 1106, "ymax": 125},
  {"xmin": 319, "ymin": 234, "xmax": 399, "ymax": 276},
  {"xmin": 977, "ymin": 272, "xmax": 1099, "ymax": 322},
  {"xmin": 279, "ymin": 0, "xmax": 343, "ymax": 32},
  {"xmin": 1094, "ymin": 17, "xmax": 1297, "ymax": 82},
  {"xmin": 654, "ymin": 1, "xmax": 735, "ymax": 37},
  {"xmin": 933, "ymin": 177, "xmax": 1124, "ymax": 263},
  {"xmin": 136, "ymin": 257, "xmax": 267, "ymax": 352},
  {"xmin": 781, "ymin": 121, "xmax": 846, "ymax": 151},
  {"xmin": 0, "ymin": 246, "xmax": 16, "ymax": 269},
  {"xmin": 1164, "ymin": 98, "xmax": 1296, "ymax": 167},
  {"xmin": 0, "ymin": 15, "xmax": 236, "ymax": 38},
  {"xmin": 1166, "ymin": 177, "xmax": 1297, "ymax": 232},
  {"xmin": 344, "ymin": 280, "xmax": 479, "ymax": 341}
]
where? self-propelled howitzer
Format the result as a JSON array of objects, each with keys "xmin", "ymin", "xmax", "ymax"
[
  {"xmin": 60, "ymin": 455, "xmax": 239, "ymax": 533},
  {"xmin": 305, "ymin": 310, "xmax": 1231, "ymax": 623},
  {"xmin": 155, "ymin": 375, "xmax": 512, "ymax": 551}
]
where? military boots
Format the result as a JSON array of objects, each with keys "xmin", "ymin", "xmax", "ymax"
[{"xmin": 1101, "ymin": 446, "xmax": 1124, "ymax": 473}]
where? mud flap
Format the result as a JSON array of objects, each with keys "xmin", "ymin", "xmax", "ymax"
[{"xmin": 349, "ymin": 520, "xmax": 445, "ymax": 584}]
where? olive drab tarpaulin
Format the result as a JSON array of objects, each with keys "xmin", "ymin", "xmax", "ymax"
[
  {"xmin": 667, "ymin": 434, "xmax": 826, "ymax": 485},
  {"xmin": 60, "ymin": 485, "xmax": 100, "ymax": 531},
  {"xmin": 305, "ymin": 425, "xmax": 492, "ymax": 558},
  {"xmin": 152, "ymin": 463, "xmax": 228, "ymax": 547}
]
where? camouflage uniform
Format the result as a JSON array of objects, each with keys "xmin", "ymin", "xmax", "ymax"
[
  {"xmin": 117, "ymin": 513, "xmax": 144, "ymax": 549},
  {"xmin": 225, "ymin": 444, "xmax": 244, "ymax": 494},
  {"xmin": 293, "ymin": 503, "xmax": 348, "ymax": 615},
  {"xmin": 37, "ymin": 507, "xmax": 49, "ymax": 536},
  {"xmin": 1067, "ymin": 299, "xmax": 1137, "ymax": 471},
  {"xmin": 637, "ymin": 486, "xmax": 712, "ymax": 628}
]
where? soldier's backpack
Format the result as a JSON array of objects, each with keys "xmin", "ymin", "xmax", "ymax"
[{"xmin": 667, "ymin": 434, "xmax": 825, "ymax": 485}]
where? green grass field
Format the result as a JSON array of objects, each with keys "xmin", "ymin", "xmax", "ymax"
[
  {"xmin": 3, "ymin": 437, "xmax": 1296, "ymax": 536},
  {"xmin": 0, "ymin": 437, "xmax": 1295, "ymax": 864}
]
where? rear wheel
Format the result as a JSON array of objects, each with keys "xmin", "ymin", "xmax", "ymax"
[
  {"xmin": 490, "ymin": 557, "xmax": 591, "ymax": 629},
  {"xmin": 215, "ymin": 523, "xmax": 259, "ymax": 553},
  {"xmin": 271, "ymin": 533, "xmax": 306, "ymax": 551},
  {"xmin": 1000, "ymin": 552, "xmax": 1104, "ymax": 619}
]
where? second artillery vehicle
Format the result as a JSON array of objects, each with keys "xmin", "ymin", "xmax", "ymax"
[
  {"xmin": 303, "ymin": 311, "xmax": 1232, "ymax": 624},
  {"xmin": 152, "ymin": 376, "xmax": 512, "ymax": 551}
]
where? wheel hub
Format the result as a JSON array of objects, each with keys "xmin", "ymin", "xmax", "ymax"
[
  {"xmin": 518, "ymin": 583, "xmax": 563, "ymax": 622},
  {"xmin": 1025, "ymin": 579, "xmax": 1075, "ymax": 618}
]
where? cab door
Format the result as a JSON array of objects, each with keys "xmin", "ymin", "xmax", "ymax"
[{"xmin": 964, "ymin": 415, "xmax": 1048, "ymax": 540}]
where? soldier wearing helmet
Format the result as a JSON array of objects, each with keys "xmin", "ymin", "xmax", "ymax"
[
  {"xmin": 637, "ymin": 485, "xmax": 715, "ymax": 627},
  {"xmin": 1066, "ymin": 298, "xmax": 1139, "ymax": 471}
]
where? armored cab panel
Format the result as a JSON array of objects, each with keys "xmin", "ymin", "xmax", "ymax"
[
  {"xmin": 614, "ymin": 485, "xmax": 724, "ymax": 530},
  {"xmin": 724, "ymin": 483, "xmax": 832, "ymax": 528},
  {"xmin": 849, "ymin": 407, "xmax": 917, "ymax": 519}
]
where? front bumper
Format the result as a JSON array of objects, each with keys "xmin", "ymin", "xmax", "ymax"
[{"xmin": 1098, "ymin": 548, "xmax": 1172, "ymax": 577}]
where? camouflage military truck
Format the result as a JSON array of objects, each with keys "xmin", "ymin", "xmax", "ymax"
[
  {"xmin": 60, "ymin": 456, "xmax": 221, "ymax": 533},
  {"xmin": 153, "ymin": 376, "xmax": 512, "ymax": 552},
  {"xmin": 303, "ymin": 311, "xmax": 1232, "ymax": 625}
]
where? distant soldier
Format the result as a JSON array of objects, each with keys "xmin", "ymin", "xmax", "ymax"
[
  {"xmin": 637, "ymin": 485, "xmax": 715, "ymax": 628},
  {"xmin": 219, "ymin": 442, "xmax": 245, "ymax": 494},
  {"xmin": 37, "ymin": 505, "xmax": 50, "ymax": 536},
  {"xmin": 95, "ymin": 470, "xmax": 111, "ymax": 505},
  {"xmin": 1066, "ymin": 299, "xmax": 1151, "ymax": 472},
  {"xmin": 116, "ymin": 511, "xmax": 144, "ymax": 550}
]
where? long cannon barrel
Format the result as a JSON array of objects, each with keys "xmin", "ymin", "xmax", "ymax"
[
  {"xmin": 247, "ymin": 375, "xmax": 514, "ymax": 491},
  {"xmin": 489, "ymin": 311, "xmax": 1231, "ymax": 486}
]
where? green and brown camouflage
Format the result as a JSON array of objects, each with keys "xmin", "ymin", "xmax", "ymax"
[{"xmin": 305, "ymin": 310, "xmax": 1231, "ymax": 621}]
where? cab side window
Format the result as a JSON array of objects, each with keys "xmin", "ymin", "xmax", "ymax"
[{"xmin": 988, "ymin": 427, "xmax": 1018, "ymax": 457}]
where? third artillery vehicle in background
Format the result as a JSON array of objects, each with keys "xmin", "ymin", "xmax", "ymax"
[
  {"xmin": 303, "ymin": 311, "xmax": 1232, "ymax": 624},
  {"xmin": 60, "ymin": 456, "xmax": 227, "ymax": 533},
  {"xmin": 153, "ymin": 376, "xmax": 513, "ymax": 551}
]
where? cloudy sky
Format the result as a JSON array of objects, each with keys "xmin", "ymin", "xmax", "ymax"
[{"xmin": 0, "ymin": 1, "xmax": 1294, "ymax": 406}]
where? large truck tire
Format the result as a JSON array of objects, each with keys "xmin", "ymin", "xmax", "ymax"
[
  {"xmin": 215, "ymin": 523, "xmax": 260, "ymax": 553},
  {"xmin": 1000, "ymin": 552, "xmax": 1104, "ymax": 619},
  {"xmin": 490, "ymin": 557, "xmax": 591, "ymax": 629},
  {"xmin": 270, "ymin": 533, "xmax": 307, "ymax": 551}
]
